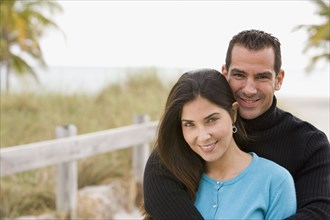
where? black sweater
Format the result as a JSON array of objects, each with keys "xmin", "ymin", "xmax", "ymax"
[{"xmin": 143, "ymin": 96, "xmax": 330, "ymax": 220}]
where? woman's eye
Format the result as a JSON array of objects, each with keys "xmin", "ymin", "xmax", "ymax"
[
  {"xmin": 183, "ymin": 122, "xmax": 193, "ymax": 127},
  {"xmin": 207, "ymin": 117, "xmax": 218, "ymax": 123}
]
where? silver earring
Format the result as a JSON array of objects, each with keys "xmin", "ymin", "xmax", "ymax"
[{"xmin": 232, "ymin": 125, "xmax": 237, "ymax": 133}]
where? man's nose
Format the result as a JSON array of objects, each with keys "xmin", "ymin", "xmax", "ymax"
[{"xmin": 242, "ymin": 79, "xmax": 257, "ymax": 96}]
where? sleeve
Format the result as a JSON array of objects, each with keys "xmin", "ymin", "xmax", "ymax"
[
  {"xmin": 143, "ymin": 150, "xmax": 204, "ymax": 220},
  {"xmin": 266, "ymin": 171, "xmax": 297, "ymax": 220},
  {"xmin": 288, "ymin": 131, "xmax": 330, "ymax": 220}
]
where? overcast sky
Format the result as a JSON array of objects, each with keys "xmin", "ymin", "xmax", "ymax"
[
  {"xmin": 0, "ymin": 1, "xmax": 327, "ymax": 98},
  {"xmin": 41, "ymin": 0, "xmax": 326, "ymax": 70}
]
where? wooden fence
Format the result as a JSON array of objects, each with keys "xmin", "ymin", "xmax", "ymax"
[{"xmin": 0, "ymin": 115, "xmax": 158, "ymax": 219}]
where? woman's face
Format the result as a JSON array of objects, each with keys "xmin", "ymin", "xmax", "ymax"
[{"xmin": 181, "ymin": 96, "xmax": 235, "ymax": 162}]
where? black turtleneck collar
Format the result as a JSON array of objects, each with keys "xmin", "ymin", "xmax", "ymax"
[{"xmin": 242, "ymin": 96, "xmax": 282, "ymax": 131}]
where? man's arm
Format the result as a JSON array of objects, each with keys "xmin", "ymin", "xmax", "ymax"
[
  {"xmin": 143, "ymin": 150, "xmax": 204, "ymax": 219},
  {"xmin": 288, "ymin": 132, "xmax": 330, "ymax": 220}
]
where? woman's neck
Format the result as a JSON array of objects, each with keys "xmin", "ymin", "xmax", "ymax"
[{"xmin": 205, "ymin": 146, "xmax": 252, "ymax": 181}]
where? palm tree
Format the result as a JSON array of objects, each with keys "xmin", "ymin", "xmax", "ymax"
[
  {"xmin": 294, "ymin": 0, "xmax": 330, "ymax": 73},
  {"xmin": 0, "ymin": 0, "xmax": 63, "ymax": 92}
]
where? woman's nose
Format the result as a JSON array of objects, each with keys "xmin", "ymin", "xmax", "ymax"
[{"xmin": 197, "ymin": 128, "xmax": 211, "ymax": 142}]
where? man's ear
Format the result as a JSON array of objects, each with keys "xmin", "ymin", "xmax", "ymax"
[
  {"xmin": 221, "ymin": 64, "xmax": 228, "ymax": 78},
  {"xmin": 231, "ymin": 102, "xmax": 239, "ymax": 122},
  {"xmin": 275, "ymin": 69, "xmax": 285, "ymax": 91}
]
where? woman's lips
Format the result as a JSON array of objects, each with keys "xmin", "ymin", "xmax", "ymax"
[{"xmin": 198, "ymin": 141, "xmax": 218, "ymax": 152}]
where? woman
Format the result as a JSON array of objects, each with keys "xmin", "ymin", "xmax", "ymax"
[{"xmin": 143, "ymin": 68, "xmax": 296, "ymax": 219}]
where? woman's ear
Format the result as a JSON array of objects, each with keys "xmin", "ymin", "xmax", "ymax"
[{"xmin": 231, "ymin": 102, "xmax": 239, "ymax": 122}]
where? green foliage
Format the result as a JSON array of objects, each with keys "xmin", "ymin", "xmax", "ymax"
[
  {"xmin": 0, "ymin": 0, "xmax": 63, "ymax": 92},
  {"xmin": 293, "ymin": 0, "xmax": 330, "ymax": 72},
  {"xmin": 0, "ymin": 71, "xmax": 172, "ymax": 219}
]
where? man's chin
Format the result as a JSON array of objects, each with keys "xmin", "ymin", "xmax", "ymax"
[{"xmin": 239, "ymin": 110, "xmax": 259, "ymax": 120}]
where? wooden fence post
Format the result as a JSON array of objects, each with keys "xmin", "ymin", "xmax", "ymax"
[
  {"xmin": 129, "ymin": 115, "xmax": 151, "ymax": 210},
  {"xmin": 55, "ymin": 124, "xmax": 77, "ymax": 219},
  {"xmin": 132, "ymin": 114, "xmax": 151, "ymax": 183}
]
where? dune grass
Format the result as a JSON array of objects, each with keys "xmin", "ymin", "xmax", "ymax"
[{"xmin": 0, "ymin": 68, "xmax": 174, "ymax": 219}]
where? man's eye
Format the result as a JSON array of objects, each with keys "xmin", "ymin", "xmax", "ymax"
[
  {"xmin": 256, "ymin": 75, "xmax": 269, "ymax": 80},
  {"xmin": 232, "ymin": 73, "xmax": 244, "ymax": 78}
]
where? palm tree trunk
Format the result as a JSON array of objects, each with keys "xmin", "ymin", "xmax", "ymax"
[{"xmin": 5, "ymin": 61, "xmax": 10, "ymax": 93}]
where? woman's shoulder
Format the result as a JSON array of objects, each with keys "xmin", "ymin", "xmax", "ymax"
[{"xmin": 252, "ymin": 152, "xmax": 292, "ymax": 180}]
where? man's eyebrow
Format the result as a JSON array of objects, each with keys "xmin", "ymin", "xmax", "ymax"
[
  {"xmin": 231, "ymin": 68, "xmax": 273, "ymax": 77},
  {"xmin": 256, "ymin": 71, "xmax": 273, "ymax": 77},
  {"xmin": 230, "ymin": 68, "xmax": 245, "ymax": 74}
]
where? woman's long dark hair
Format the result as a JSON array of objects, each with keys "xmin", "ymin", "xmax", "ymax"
[{"xmin": 157, "ymin": 68, "xmax": 247, "ymax": 200}]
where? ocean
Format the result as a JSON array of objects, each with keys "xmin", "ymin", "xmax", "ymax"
[
  {"xmin": 1, "ymin": 66, "xmax": 185, "ymax": 95},
  {"xmin": 1, "ymin": 65, "xmax": 329, "ymax": 138},
  {"xmin": 1, "ymin": 66, "xmax": 329, "ymax": 98}
]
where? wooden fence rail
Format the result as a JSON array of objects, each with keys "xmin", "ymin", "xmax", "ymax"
[{"xmin": 0, "ymin": 115, "xmax": 158, "ymax": 219}]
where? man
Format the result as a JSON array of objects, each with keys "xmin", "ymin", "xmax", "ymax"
[{"xmin": 143, "ymin": 29, "xmax": 330, "ymax": 219}]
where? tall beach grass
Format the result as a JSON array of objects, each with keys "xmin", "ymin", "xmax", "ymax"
[{"xmin": 0, "ymin": 68, "xmax": 173, "ymax": 219}]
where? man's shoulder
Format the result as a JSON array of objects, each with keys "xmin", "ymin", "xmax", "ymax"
[
  {"xmin": 277, "ymin": 107, "xmax": 330, "ymax": 156},
  {"xmin": 277, "ymin": 107, "xmax": 326, "ymax": 135}
]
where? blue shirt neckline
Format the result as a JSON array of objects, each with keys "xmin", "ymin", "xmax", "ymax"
[{"xmin": 201, "ymin": 152, "xmax": 257, "ymax": 186}]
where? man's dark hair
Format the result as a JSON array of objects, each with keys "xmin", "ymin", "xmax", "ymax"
[{"xmin": 225, "ymin": 29, "xmax": 282, "ymax": 75}]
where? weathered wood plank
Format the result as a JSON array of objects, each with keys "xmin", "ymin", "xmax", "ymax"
[{"xmin": 0, "ymin": 121, "xmax": 158, "ymax": 177}]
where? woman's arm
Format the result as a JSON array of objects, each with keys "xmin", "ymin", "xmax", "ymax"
[
  {"xmin": 143, "ymin": 150, "xmax": 204, "ymax": 219},
  {"xmin": 266, "ymin": 171, "xmax": 297, "ymax": 220}
]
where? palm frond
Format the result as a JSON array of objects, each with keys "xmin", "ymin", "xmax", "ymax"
[
  {"xmin": 293, "ymin": 0, "xmax": 330, "ymax": 73},
  {"xmin": 0, "ymin": 0, "xmax": 62, "ymax": 92}
]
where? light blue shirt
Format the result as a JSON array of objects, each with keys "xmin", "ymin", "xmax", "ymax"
[{"xmin": 195, "ymin": 153, "xmax": 296, "ymax": 220}]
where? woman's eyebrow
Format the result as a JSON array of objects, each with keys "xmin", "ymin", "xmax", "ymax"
[
  {"xmin": 181, "ymin": 113, "xmax": 220, "ymax": 122},
  {"xmin": 205, "ymin": 113, "xmax": 220, "ymax": 120}
]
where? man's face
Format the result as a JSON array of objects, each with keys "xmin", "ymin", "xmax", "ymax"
[{"xmin": 222, "ymin": 45, "xmax": 284, "ymax": 120}]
